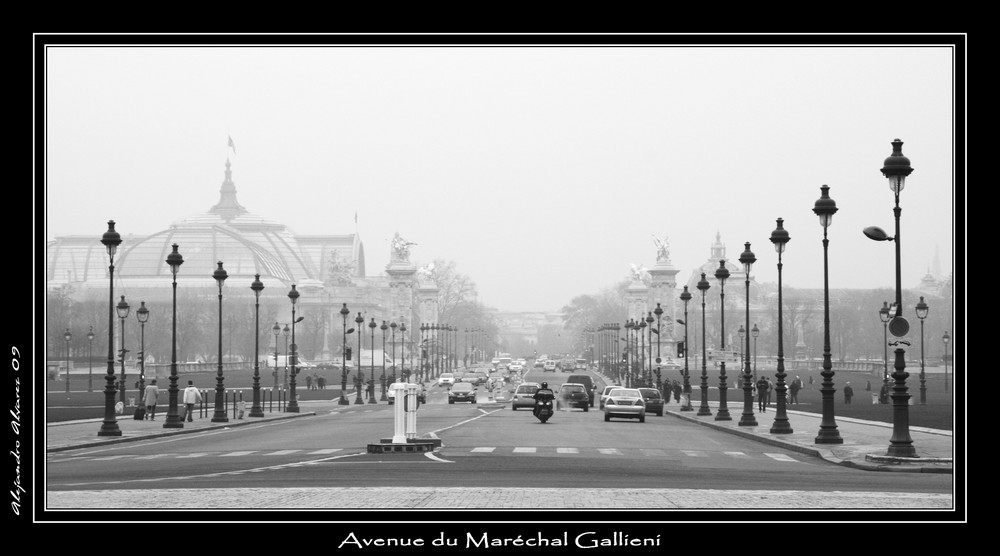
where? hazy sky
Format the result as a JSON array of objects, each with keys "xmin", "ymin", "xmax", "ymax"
[{"xmin": 43, "ymin": 42, "xmax": 958, "ymax": 312}]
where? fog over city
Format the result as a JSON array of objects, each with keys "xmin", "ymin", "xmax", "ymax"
[{"xmin": 44, "ymin": 44, "xmax": 957, "ymax": 312}]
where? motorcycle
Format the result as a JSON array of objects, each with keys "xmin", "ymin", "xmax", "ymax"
[{"xmin": 533, "ymin": 399, "xmax": 553, "ymax": 423}]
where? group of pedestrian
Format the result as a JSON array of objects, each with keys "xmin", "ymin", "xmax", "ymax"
[
  {"xmin": 142, "ymin": 379, "xmax": 201, "ymax": 422},
  {"xmin": 304, "ymin": 373, "xmax": 326, "ymax": 390}
]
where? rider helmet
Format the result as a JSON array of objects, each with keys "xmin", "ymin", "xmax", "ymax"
[{"xmin": 540, "ymin": 382, "xmax": 548, "ymax": 389}]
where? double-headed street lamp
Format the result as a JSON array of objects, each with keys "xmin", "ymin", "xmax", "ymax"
[
  {"xmin": 714, "ymin": 260, "xmax": 731, "ymax": 421},
  {"xmin": 696, "ymin": 273, "xmax": 712, "ymax": 417},
  {"xmin": 355, "ymin": 312, "xmax": 365, "ymax": 404},
  {"xmin": 249, "ymin": 274, "xmax": 265, "ymax": 417},
  {"xmin": 879, "ymin": 301, "xmax": 891, "ymax": 387},
  {"xmin": 340, "ymin": 304, "xmax": 351, "ymax": 405},
  {"xmin": 98, "ymin": 220, "xmax": 123, "ymax": 436},
  {"xmin": 135, "ymin": 301, "xmax": 149, "ymax": 420},
  {"xmin": 942, "ymin": 331, "xmax": 950, "ymax": 392},
  {"xmin": 814, "ymin": 185, "xmax": 843, "ymax": 444},
  {"xmin": 864, "ymin": 138, "xmax": 916, "ymax": 457},
  {"xmin": 368, "ymin": 317, "xmax": 378, "ymax": 404},
  {"xmin": 915, "ymin": 296, "xmax": 929, "ymax": 404},
  {"xmin": 87, "ymin": 326, "xmax": 95, "ymax": 393},
  {"xmin": 64, "ymin": 329, "xmax": 72, "ymax": 394},
  {"xmin": 738, "ymin": 242, "xmax": 757, "ymax": 427},
  {"xmin": 211, "ymin": 262, "xmax": 229, "ymax": 422},
  {"xmin": 380, "ymin": 320, "xmax": 389, "ymax": 400},
  {"xmin": 272, "ymin": 321, "xmax": 281, "ymax": 392},
  {"xmin": 751, "ymin": 323, "xmax": 759, "ymax": 381},
  {"xmin": 116, "ymin": 295, "xmax": 130, "ymax": 406},
  {"xmin": 769, "ymin": 218, "xmax": 792, "ymax": 434},
  {"xmin": 163, "ymin": 243, "xmax": 184, "ymax": 429},
  {"xmin": 679, "ymin": 287, "xmax": 693, "ymax": 411}
]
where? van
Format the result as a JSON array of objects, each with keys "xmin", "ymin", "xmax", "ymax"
[{"xmin": 565, "ymin": 374, "xmax": 597, "ymax": 407}]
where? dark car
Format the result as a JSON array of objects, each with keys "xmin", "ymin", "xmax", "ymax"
[
  {"xmin": 557, "ymin": 383, "xmax": 590, "ymax": 411},
  {"xmin": 448, "ymin": 382, "xmax": 477, "ymax": 404},
  {"xmin": 565, "ymin": 374, "xmax": 597, "ymax": 407},
  {"xmin": 637, "ymin": 387, "xmax": 664, "ymax": 416}
]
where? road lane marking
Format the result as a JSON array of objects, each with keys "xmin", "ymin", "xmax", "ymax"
[
  {"xmin": 765, "ymin": 453, "xmax": 799, "ymax": 462},
  {"xmin": 135, "ymin": 454, "xmax": 175, "ymax": 459},
  {"xmin": 175, "ymin": 453, "xmax": 209, "ymax": 458},
  {"xmin": 598, "ymin": 448, "xmax": 623, "ymax": 455},
  {"xmin": 220, "ymin": 451, "xmax": 258, "ymax": 457},
  {"xmin": 90, "ymin": 455, "xmax": 131, "ymax": 461},
  {"xmin": 724, "ymin": 451, "xmax": 750, "ymax": 458},
  {"xmin": 264, "ymin": 450, "xmax": 302, "ymax": 456},
  {"xmin": 425, "ymin": 452, "xmax": 453, "ymax": 463},
  {"xmin": 308, "ymin": 449, "xmax": 343, "ymax": 455},
  {"xmin": 471, "ymin": 447, "xmax": 496, "ymax": 453},
  {"xmin": 681, "ymin": 450, "xmax": 707, "ymax": 457},
  {"xmin": 512, "ymin": 447, "xmax": 536, "ymax": 453},
  {"xmin": 557, "ymin": 448, "xmax": 578, "ymax": 454}
]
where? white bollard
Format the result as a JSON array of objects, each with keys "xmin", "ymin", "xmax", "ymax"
[
  {"xmin": 391, "ymin": 382, "xmax": 407, "ymax": 443},
  {"xmin": 405, "ymin": 383, "xmax": 419, "ymax": 440}
]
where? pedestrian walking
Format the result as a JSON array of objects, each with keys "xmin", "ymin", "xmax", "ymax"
[
  {"xmin": 865, "ymin": 380, "xmax": 872, "ymax": 391},
  {"xmin": 672, "ymin": 380, "xmax": 681, "ymax": 403},
  {"xmin": 808, "ymin": 375, "xmax": 814, "ymax": 386},
  {"xmin": 143, "ymin": 379, "xmax": 159, "ymax": 420},
  {"xmin": 766, "ymin": 377, "xmax": 774, "ymax": 406},
  {"xmin": 844, "ymin": 381, "xmax": 854, "ymax": 404},
  {"xmin": 367, "ymin": 378, "xmax": 375, "ymax": 401},
  {"xmin": 318, "ymin": 375, "xmax": 326, "ymax": 389},
  {"xmin": 755, "ymin": 376, "xmax": 769, "ymax": 412},
  {"xmin": 305, "ymin": 374, "xmax": 313, "ymax": 391},
  {"xmin": 879, "ymin": 381, "xmax": 890, "ymax": 404},
  {"xmin": 789, "ymin": 375, "xmax": 802, "ymax": 404},
  {"xmin": 182, "ymin": 380, "xmax": 201, "ymax": 422}
]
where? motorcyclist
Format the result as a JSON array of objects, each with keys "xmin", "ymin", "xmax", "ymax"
[{"xmin": 532, "ymin": 381, "xmax": 555, "ymax": 417}]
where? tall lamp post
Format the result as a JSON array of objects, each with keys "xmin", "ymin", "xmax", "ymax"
[
  {"xmin": 249, "ymin": 274, "xmax": 265, "ymax": 417},
  {"xmin": 98, "ymin": 220, "xmax": 123, "ymax": 436},
  {"xmin": 400, "ymin": 321, "xmax": 407, "ymax": 381},
  {"xmin": 272, "ymin": 322, "xmax": 280, "ymax": 392},
  {"xmin": 679, "ymin": 286, "xmax": 693, "ymax": 411},
  {"xmin": 355, "ymin": 312, "xmax": 365, "ymax": 403},
  {"xmin": 769, "ymin": 218, "xmax": 793, "ymax": 434},
  {"xmin": 751, "ymin": 323, "xmax": 759, "ymax": 382},
  {"xmin": 368, "ymin": 317, "xmax": 378, "ymax": 404},
  {"xmin": 134, "ymin": 301, "xmax": 149, "ymax": 419},
  {"xmin": 814, "ymin": 185, "xmax": 843, "ymax": 444},
  {"xmin": 380, "ymin": 320, "xmax": 389, "ymax": 400},
  {"xmin": 714, "ymin": 260, "xmax": 732, "ymax": 421},
  {"xmin": 390, "ymin": 321, "xmax": 397, "ymax": 384},
  {"xmin": 864, "ymin": 137, "xmax": 916, "ymax": 457},
  {"xmin": 339, "ymin": 304, "xmax": 351, "ymax": 405},
  {"xmin": 116, "ymin": 295, "xmax": 130, "ymax": 405},
  {"xmin": 87, "ymin": 326, "xmax": 95, "ymax": 393},
  {"xmin": 163, "ymin": 243, "xmax": 184, "ymax": 429},
  {"xmin": 283, "ymin": 324, "xmax": 290, "ymax": 390},
  {"xmin": 879, "ymin": 301, "xmax": 891, "ymax": 387},
  {"xmin": 654, "ymin": 304, "xmax": 663, "ymax": 392},
  {"xmin": 210, "ymin": 262, "xmax": 229, "ymax": 422},
  {"xmin": 623, "ymin": 320, "xmax": 633, "ymax": 388},
  {"xmin": 915, "ymin": 297, "xmax": 929, "ymax": 404},
  {"xmin": 942, "ymin": 332, "xmax": 950, "ymax": 392},
  {"xmin": 639, "ymin": 317, "xmax": 648, "ymax": 387},
  {"xmin": 645, "ymin": 312, "xmax": 655, "ymax": 387},
  {"xmin": 738, "ymin": 242, "xmax": 757, "ymax": 427},
  {"xmin": 286, "ymin": 285, "xmax": 302, "ymax": 413},
  {"xmin": 696, "ymin": 273, "xmax": 712, "ymax": 416},
  {"xmin": 64, "ymin": 329, "xmax": 72, "ymax": 394}
]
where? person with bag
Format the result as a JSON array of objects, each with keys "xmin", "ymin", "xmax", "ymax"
[
  {"xmin": 755, "ymin": 376, "xmax": 769, "ymax": 413},
  {"xmin": 182, "ymin": 380, "xmax": 202, "ymax": 422},
  {"xmin": 143, "ymin": 379, "xmax": 160, "ymax": 420}
]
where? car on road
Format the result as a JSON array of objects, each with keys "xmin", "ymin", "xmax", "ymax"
[
  {"xmin": 510, "ymin": 382, "xmax": 540, "ymax": 411},
  {"xmin": 438, "ymin": 373, "xmax": 456, "ymax": 386},
  {"xmin": 461, "ymin": 372, "xmax": 485, "ymax": 385},
  {"xmin": 603, "ymin": 388, "xmax": 646, "ymax": 422},
  {"xmin": 637, "ymin": 387, "xmax": 664, "ymax": 416},
  {"xmin": 557, "ymin": 383, "xmax": 590, "ymax": 411},
  {"xmin": 565, "ymin": 374, "xmax": 597, "ymax": 407},
  {"xmin": 509, "ymin": 363, "xmax": 524, "ymax": 374},
  {"xmin": 557, "ymin": 358, "xmax": 576, "ymax": 372},
  {"xmin": 543, "ymin": 360, "xmax": 557, "ymax": 372},
  {"xmin": 448, "ymin": 382, "xmax": 477, "ymax": 404},
  {"xmin": 599, "ymin": 385, "xmax": 623, "ymax": 409}
]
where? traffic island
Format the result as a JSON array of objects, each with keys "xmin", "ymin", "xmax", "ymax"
[{"xmin": 368, "ymin": 438, "xmax": 437, "ymax": 454}]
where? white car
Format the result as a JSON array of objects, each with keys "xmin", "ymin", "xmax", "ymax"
[
  {"xmin": 599, "ymin": 385, "xmax": 624, "ymax": 409},
  {"xmin": 509, "ymin": 363, "xmax": 524, "ymax": 374},
  {"xmin": 603, "ymin": 388, "xmax": 646, "ymax": 422},
  {"xmin": 438, "ymin": 373, "xmax": 455, "ymax": 386}
]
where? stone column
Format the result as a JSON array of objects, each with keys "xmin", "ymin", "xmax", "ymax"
[
  {"xmin": 386, "ymin": 261, "xmax": 417, "ymax": 369},
  {"xmin": 648, "ymin": 260, "xmax": 680, "ymax": 362}
]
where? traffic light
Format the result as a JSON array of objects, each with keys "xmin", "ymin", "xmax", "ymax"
[
  {"xmin": 676, "ymin": 341, "xmax": 685, "ymax": 358},
  {"xmin": 345, "ymin": 347, "xmax": 352, "ymax": 361}
]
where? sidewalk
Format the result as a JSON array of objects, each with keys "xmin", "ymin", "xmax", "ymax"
[{"xmin": 46, "ymin": 395, "xmax": 953, "ymax": 474}]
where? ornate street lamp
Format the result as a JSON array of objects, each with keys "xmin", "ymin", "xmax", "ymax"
[
  {"xmin": 380, "ymin": 321, "xmax": 389, "ymax": 401},
  {"xmin": 645, "ymin": 312, "xmax": 655, "ymax": 387},
  {"xmin": 116, "ymin": 295, "xmax": 130, "ymax": 406},
  {"xmin": 286, "ymin": 285, "xmax": 302, "ymax": 413},
  {"xmin": 679, "ymin": 286, "xmax": 693, "ymax": 411},
  {"xmin": 87, "ymin": 326, "xmax": 95, "ymax": 393},
  {"xmin": 272, "ymin": 321, "xmax": 280, "ymax": 393},
  {"xmin": 639, "ymin": 317, "xmax": 648, "ymax": 387},
  {"xmin": 942, "ymin": 332, "xmax": 950, "ymax": 392},
  {"xmin": 623, "ymin": 320, "xmax": 633, "ymax": 388},
  {"xmin": 283, "ymin": 324, "xmax": 290, "ymax": 390},
  {"xmin": 98, "ymin": 220, "xmax": 123, "ymax": 436},
  {"xmin": 738, "ymin": 325, "xmax": 745, "ymax": 371},
  {"xmin": 400, "ymin": 321, "xmax": 407, "ymax": 381},
  {"xmin": 163, "ymin": 243, "xmax": 184, "ymax": 429},
  {"xmin": 814, "ymin": 185, "xmax": 843, "ymax": 443},
  {"xmin": 751, "ymin": 323, "xmax": 759, "ymax": 382},
  {"xmin": 738, "ymin": 242, "xmax": 757, "ymax": 427},
  {"xmin": 355, "ymin": 312, "xmax": 365, "ymax": 403},
  {"xmin": 339, "ymin": 304, "xmax": 351, "ymax": 405},
  {"xmin": 211, "ymin": 262, "xmax": 229, "ymax": 422},
  {"xmin": 864, "ymin": 138, "xmax": 916, "ymax": 457},
  {"xmin": 879, "ymin": 301, "xmax": 891, "ymax": 387},
  {"xmin": 654, "ymin": 304, "xmax": 663, "ymax": 392},
  {"xmin": 249, "ymin": 274, "xmax": 265, "ymax": 417},
  {"xmin": 64, "ymin": 329, "xmax": 72, "ymax": 394},
  {"xmin": 368, "ymin": 317, "xmax": 378, "ymax": 404},
  {"xmin": 696, "ymin": 273, "xmax": 711, "ymax": 417},
  {"xmin": 769, "ymin": 218, "xmax": 793, "ymax": 434},
  {"xmin": 915, "ymin": 296, "xmax": 929, "ymax": 404},
  {"xmin": 420, "ymin": 323, "xmax": 427, "ymax": 381},
  {"xmin": 390, "ymin": 321, "xmax": 398, "ymax": 384},
  {"xmin": 134, "ymin": 301, "xmax": 149, "ymax": 419},
  {"xmin": 714, "ymin": 260, "xmax": 731, "ymax": 421}
]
